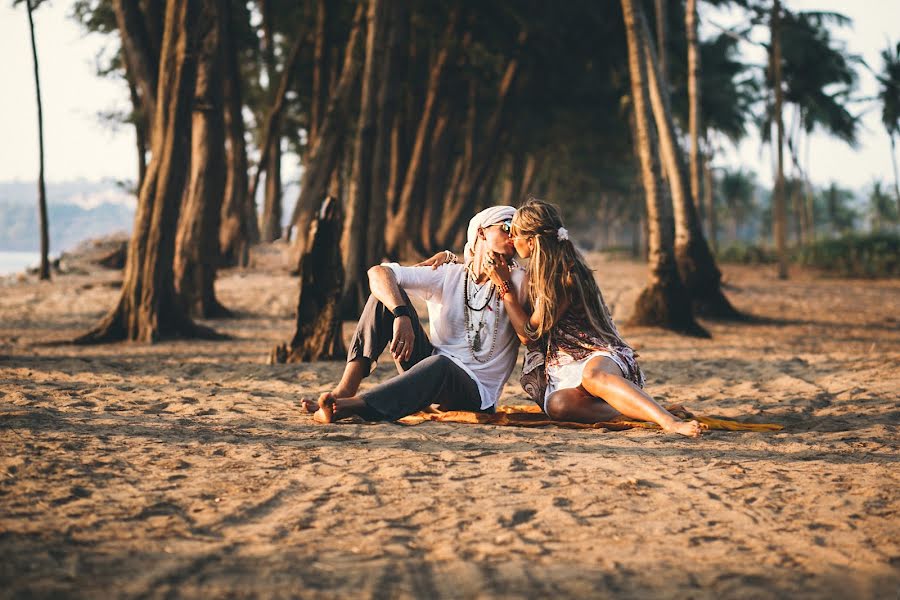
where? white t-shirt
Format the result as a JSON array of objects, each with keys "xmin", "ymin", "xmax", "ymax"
[{"xmin": 385, "ymin": 262, "xmax": 527, "ymax": 410}]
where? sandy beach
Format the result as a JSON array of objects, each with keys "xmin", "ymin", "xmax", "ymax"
[{"xmin": 1, "ymin": 243, "xmax": 898, "ymax": 598}]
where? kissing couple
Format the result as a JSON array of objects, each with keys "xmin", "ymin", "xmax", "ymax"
[{"xmin": 301, "ymin": 199, "xmax": 702, "ymax": 438}]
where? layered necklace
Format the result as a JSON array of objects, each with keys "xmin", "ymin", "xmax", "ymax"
[{"xmin": 463, "ymin": 264, "xmax": 501, "ymax": 363}]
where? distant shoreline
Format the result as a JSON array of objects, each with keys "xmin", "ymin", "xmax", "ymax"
[{"xmin": 0, "ymin": 251, "xmax": 42, "ymax": 276}]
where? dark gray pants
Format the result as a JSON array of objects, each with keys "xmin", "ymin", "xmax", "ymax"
[{"xmin": 347, "ymin": 294, "xmax": 483, "ymax": 421}]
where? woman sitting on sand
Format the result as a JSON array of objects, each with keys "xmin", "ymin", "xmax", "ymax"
[{"xmin": 486, "ymin": 199, "xmax": 702, "ymax": 437}]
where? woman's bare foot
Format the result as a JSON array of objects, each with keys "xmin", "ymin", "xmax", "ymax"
[
  {"xmin": 313, "ymin": 392, "xmax": 337, "ymax": 424},
  {"xmin": 662, "ymin": 418, "xmax": 703, "ymax": 438}
]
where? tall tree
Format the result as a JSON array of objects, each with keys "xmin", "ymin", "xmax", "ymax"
[
  {"xmin": 247, "ymin": 32, "xmax": 306, "ymax": 235},
  {"xmin": 621, "ymin": 0, "xmax": 707, "ymax": 337},
  {"xmin": 257, "ymin": 0, "xmax": 283, "ymax": 242},
  {"xmin": 640, "ymin": 8, "xmax": 740, "ymax": 319},
  {"xmin": 384, "ymin": 8, "xmax": 460, "ymax": 259},
  {"xmin": 173, "ymin": 0, "xmax": 229, "ymax": 318},
  {"xmin": 20, "ymin": 0, "xmax": 50, "ymax": 280},
  {"xmin": 289, "ymin": 3, "xmax": 366, "ymax": 266},
  {"xmin": 77, "ymin": 0, "xmax": 218, "ymax": 344},
  {"xmin": 685, "ymin": 0, "xmax": 701, "ymax": 212},
  {"xmin": 877, "ymin": 41, "xmax": 900, "ymax": 209},
  {"xmin": 218, "ymin": 0, "xmax": 256, "ymax": 267},
  {"xmin": 366, "ymin": 0, "xmax": 407, "ymax": 268},
  {"xmin": 654, "ymin": 0, "xmax": 668, "ymax": 92},
  {"xmin": 770, "ymin": 0, "xmax": 789, "ymax": 279},
  {"xmin": 309, "ymin": 0, "xmax": 329, "ymax": 149},
  {"xmin": 341, "ymin": 0, "xmax": 387, "ymax": 314}
]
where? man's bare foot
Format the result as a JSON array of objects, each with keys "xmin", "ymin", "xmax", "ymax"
[
  {"xmin": 662, "ymin": 419, "xmax": 703, "ymax": 438},
  {"xmin": 313, "ymin": 392, "xmax": 337, "ymax": 424}
]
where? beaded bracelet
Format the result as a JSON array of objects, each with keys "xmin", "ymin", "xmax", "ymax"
[
  {"xmin": 444, "ymin": 250, "xmax": 459, "ymax": 264},
  {"xmin": 497, "ymin": 279, "xmax": 512, "ymax": 299}
]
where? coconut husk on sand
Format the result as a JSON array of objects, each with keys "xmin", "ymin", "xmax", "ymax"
[{"xmin": 1, "ymin": 243, "xmax": 897, "ymax": 598}]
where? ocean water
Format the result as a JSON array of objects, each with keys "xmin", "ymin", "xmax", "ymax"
[{"xmin": 0, "ymin": 251, "xmax": 41, "ymax": 276}]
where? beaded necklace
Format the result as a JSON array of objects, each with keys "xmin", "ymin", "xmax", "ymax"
[{"xmin": 463, "ymin": 266, "xmax": 500, "ymax": 362}]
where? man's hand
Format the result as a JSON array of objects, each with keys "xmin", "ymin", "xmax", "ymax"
[{"xmin": 390, "ymin": 315, "xmax": 415, "ymax": 362}]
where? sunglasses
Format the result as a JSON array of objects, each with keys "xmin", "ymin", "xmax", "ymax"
[{"xmin": 488, "ymin": 220, "xmax": 512, "ymax": 235}]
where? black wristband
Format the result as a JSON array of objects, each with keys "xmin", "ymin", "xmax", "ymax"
[{"xmin": 391, "ymin": 305, "xmax": 411, "ymax": 319}]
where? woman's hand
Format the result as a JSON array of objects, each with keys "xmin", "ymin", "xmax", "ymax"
[
  {"xmin": 485, "ymin": 251, "xmax": 512, "ymax": 290},
  {"xmin": 414, "ymin": 250, "xmax": 458, "ymax": 269}
]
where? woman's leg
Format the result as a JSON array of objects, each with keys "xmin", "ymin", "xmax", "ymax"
[
  {"xmin": 544, "ymin": 387, "xmax": 622, "ymax": 423},
  {"xmin": 578, "ymin": 356, "xmax": 702, "ymax": 437}
]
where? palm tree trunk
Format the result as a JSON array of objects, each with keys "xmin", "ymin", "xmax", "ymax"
[
  {"xmin": 703, "ymin": 138, "xmax": 717, "ymax": 253},
  {"xmin": 891, "ymin": 133, "xmax": 900, "ymax": 212},
  {"xmin": 686, "ymin": 0, "xmax": 702, "ymax": 214},
  {"xmin": 771, "ymin": 0, "xmax": 789, "ymax": 278},
  {"xmin": 621, "ymin": 0, "xmax": 707, "ymax": 337},
  {"xmin": 25, "ymin": 0, "xmax": 50, "ymax": 281},
  {"xmin": 654, "ymin": 0, "xmax": 667, "ymax": 92},
  {"xmin": 640, "ymin": 10, "xmax": 739, "ymax": 319}
]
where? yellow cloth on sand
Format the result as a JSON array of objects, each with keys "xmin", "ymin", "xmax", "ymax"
[{"xmin": 397, "ymin": 404, "xmax": 783, "ymax": 432}]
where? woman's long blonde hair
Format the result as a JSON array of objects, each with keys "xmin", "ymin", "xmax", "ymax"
[{"xmin": 513, "ymin": 198, "xmax": 625, "ymax": 345}]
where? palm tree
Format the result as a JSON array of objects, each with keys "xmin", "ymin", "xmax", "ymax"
[
  {"xmin": 19, "ymin": 0, "xmax": 50, "ymax": 280},
  {"xmin": 621, "ymin": 0, "xmax": 707, "ymax": 337},
  {"xmin": 719, "ymin": 168, "xmax": 756, "ymax": 243},
  {"xmin": 869, "ymin": 181, "xmax": 898, "ymax": 232},
  {"xmin": 877, "ymin": 42, "xmax": 900, "ymax": 209},
  {"xmin": 685, "ymin": 0, "xmax": 701, "ymax": 212},
  {"xmin": 770, "ymin": 0, "xmax": 788, "ymax": 279},
  {"xmin": 780, "ymin": 10, "xmax": 861, "ymax": 246},
  {"xmin": 821, "ymin": 182, "xmax": 856, "ymax": 236},
  {"xmin": 639, "ymin": 4, "xmax": 740, "ymax": 319}
]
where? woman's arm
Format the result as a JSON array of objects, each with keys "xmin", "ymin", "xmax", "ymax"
[{"xmin": 485, "ymin": 252, "xmax": 569, "ymax": 344}]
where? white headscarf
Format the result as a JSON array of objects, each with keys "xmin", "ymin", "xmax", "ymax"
[{"xmin": 463, "ymin": 205, "xmax": 515, "ymax": 263}]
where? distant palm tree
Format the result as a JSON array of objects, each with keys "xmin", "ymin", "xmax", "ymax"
[
  {"xmin": 876, "ymin": 42, "xmax": 900, "ymax": 209},
  {"xmin": 868, "ymin": 181, "xmax": 898, "ymax": 232},
  {"xmin": 18, "ymin": 0, "xmax": 50, "ymax": 280},
  {"xmin": 780, "ymin": 10, "xmax": 860, "ymax": 246},
  {"xmin": 821, "ymin": 182, "xmax": 857, "ymax": 236},
  {"xmin": 719, "ymin": 168, "xmax": 756, "ymax": 243}
]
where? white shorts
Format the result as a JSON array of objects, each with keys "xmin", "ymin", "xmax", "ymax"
[{"xmin": 544, "ymin": 351, "xmax": 629, "ymax": 413}]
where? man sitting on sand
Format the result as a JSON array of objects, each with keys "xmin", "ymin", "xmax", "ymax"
[{"xmin": 301, "ymin": 206, "xmax": 526, "ymax": 423}]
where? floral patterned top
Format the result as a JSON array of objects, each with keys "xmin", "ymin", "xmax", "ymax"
[{"xmin": 520, "ymin": 300, "xmax": 645, "ymax": 406}]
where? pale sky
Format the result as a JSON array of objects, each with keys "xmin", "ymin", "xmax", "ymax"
[{"xmin": 0, "ymin": 0, "xmax": 897, "ymax": 192}]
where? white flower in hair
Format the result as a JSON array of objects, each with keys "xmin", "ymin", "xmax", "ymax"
[{"xmin": 557, "ymin": 226, "xmax": 569, "ymax": 241}]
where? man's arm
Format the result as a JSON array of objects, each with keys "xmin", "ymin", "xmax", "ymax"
[
  {"xmin": 367, "ymin": 265, "xmax": 407, "ymax": 311},
  {"xmin": 367, "ymin": 265, "xmax": 416, "ymax": 362}
]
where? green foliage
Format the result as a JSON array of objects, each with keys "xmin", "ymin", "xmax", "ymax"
[
  {"xmin": 716, "ymin": 242, "xmax": 775, "ymax": 265},
  {"xmin": 759, "ymin": 7, "xmax": 861, "ymax": 148},
  {"xmin": 877, "ymin": 41, "xmax": 900, "ymax": 137},
  {"xmin": 797, "ymin": 232, "xmax": 900, "ymax": 277},
  {"xmin": 868, "ymin": 181, "xmax": 899, "ymax": 228}
]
